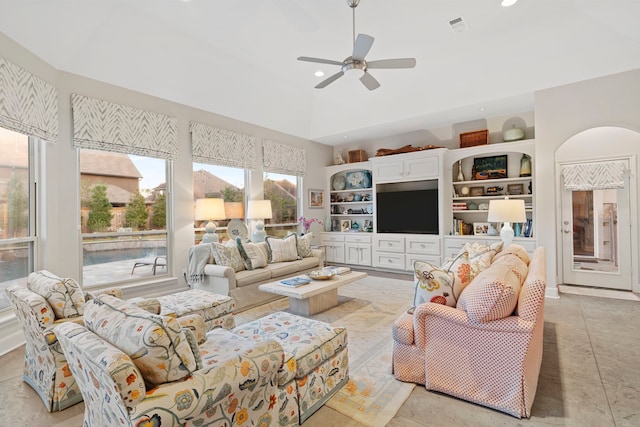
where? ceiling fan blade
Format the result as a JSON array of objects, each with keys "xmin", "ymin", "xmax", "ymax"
[
  {"xmin": 297, "ymin": 56, "xmax": 344, "ymax": 66},
  {"xmin": 367, "ymin": 58, "xmax": 417, "ymax": 69},
  {"xmin": 315, "ymin": 71, "xmax": 345, "ymax": 89},
  {"xmin": 360, "ymin": 72, "xmax": 381, "ymax": 91},
  {"xmin": 352, "ymin": 34, "xmax": 375, "ymax": 61}
]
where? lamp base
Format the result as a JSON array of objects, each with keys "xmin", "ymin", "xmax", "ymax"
[
  {"xmin": 500, "ymin": 222, "xmax": 514, "ymax": 248},
  {"xmin": 253, "ymin": 220, "xmax": 267, "ymax": 242},
  {"xmin": 201, "ymin": 220, "xmax": 219, "ymax": 244}
]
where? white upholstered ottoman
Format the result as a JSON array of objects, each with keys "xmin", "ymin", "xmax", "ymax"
[{"xmin": 157, "ymin": 289, "xmax": 236, "ymax": 331}]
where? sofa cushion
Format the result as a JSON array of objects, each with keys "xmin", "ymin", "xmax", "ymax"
[
  {"xmin": 491, "ymin": 253, "xmax": 529, "ymax": 284},
  {"xmin": 456, "ymin": 263, "xmax": 522, "ymax": 322},
  {"xmin": 236, "ymin": 238, "xmax": 268, "ymax": 270},
  {"xmin": 265, "ymin": 234, "xmax": 300, "ymax": 263},
  {"xmin": 83, "ymin": 294, "xmax": 197, "ymax": 385},
  {"xmin": 211, "ymin": 242, "xmax": 245, "ymax": 272},
  {"xmin": 27, "ymin": 270, "xmax": 85, "ymax": 319},
  {"xmin": 235, "ymin": 268, "xmax": 273, "ymax": 287},
  {"xmin": 295, "ymin": 255, "xmax": 321, "ymax": 271},
  {"xmin": 493, "ymin": 243, "xmax": 530, "ymax": 265},
  {"xmin": 263, "ymin": 262, "xmax": 299, "ymax": 277},
  {"xmin": 296, "ymin": 232, "xmax": 314, "ymax": 258}
]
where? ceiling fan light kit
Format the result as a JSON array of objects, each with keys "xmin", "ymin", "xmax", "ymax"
[{"xmin": 297, "ymin": 0, "xmax": 416, "ymax": 90}]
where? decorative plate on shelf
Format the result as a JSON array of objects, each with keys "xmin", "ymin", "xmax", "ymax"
[
  {"xmin": 307, "ymin": 270, "xmax": 337, "ymax": 280},
  {"xmin": 332, "ymin": 175, "xmax": 346, "ymax": 190},
  {"xmin": 345, "ymin": 170, "xmax": 372, "ymax": 189},
  {"xmin": 227, "ymin": 219, "xmax": 248, "ymax": 241}
]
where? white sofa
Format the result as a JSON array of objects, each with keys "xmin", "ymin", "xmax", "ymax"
[{"xmin": 191, "ymin": 240, "xmax": 324, "ymax": 312}]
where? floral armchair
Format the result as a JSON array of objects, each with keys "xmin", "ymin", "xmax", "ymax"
[
  {"xmin": 5, "ymin": 270, "xmax": 123, "ymax": 412},
  {"xmin": 55, "ymin": 294, "xmax": 285, "ymax": 427}
]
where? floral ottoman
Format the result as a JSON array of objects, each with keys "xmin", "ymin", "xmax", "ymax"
[
  {"xmin": 157, "ymin": 289, "xmax": 236, "ymax": 331},
  {"xmin": 232, "ymin": 311, "xmax": 349, "ymax": 426}
]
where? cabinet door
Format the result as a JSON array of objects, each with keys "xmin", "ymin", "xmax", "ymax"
[
  {"xmin": 325, "ymin": 243, "xmax": 345, "ymax": 263},
  {"xmin": 374, "ymin": 235, "xmax": 405, "ymax": 252},
  {"xmin": 359, "ymin": 245, "xmax": 372, "ymax": 266},
  {"xmin": 373, "ymin": 250, "xmax": 405, "ymax": 270},
  {"xmin": 404, "ymin": 156, "xmax": 439, "ymax": 180},
  {"xmin": 345, "ymin": 243, "xmax": 361, "ymax": 265},
  {"xmin": 373, "ymin": 159, "xmax": 404, "ymax": 183}
]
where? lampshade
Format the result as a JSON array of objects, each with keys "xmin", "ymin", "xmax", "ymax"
[
  {"xmin": 247, "ymin": 200, "xmax": 273, "ymax": 220},
  {"xmin": 247, "ymin": 200, "xmax": 273, "ymax": 242},
  {"xmin": 487, "ymin": 198, "xmax": 526, "ymax": 223},
  {"xmin": 224, "ymin": 202, "xmax": 244, "ymax": 219},
  {"xmin": 195, "ymin": 198, "xmax": 226, "ymax": 244},
  {"xmin": 195, "ymin": 198, "xmax": 226, "ymax": 221},
  {"xmin": 487, "ymin": 197, "xmax": 526, "ymax": 247}
]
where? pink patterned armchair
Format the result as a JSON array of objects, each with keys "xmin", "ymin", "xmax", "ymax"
[{"xmin": 392, "ymin": 247, "xmax": 546, "ymax": 418}]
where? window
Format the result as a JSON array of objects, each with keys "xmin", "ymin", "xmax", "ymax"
[
  {"xmin": 0, "ymin": 127, "xmax": 35, "ymax": 311},
  {"xmin": 193, "ymin": 162, "xmax": 246, "ymax": 243},
  {"xmin": 263, "ymin": 172, "xmax": 300, "ymax": 237},
  {"xmin": 80, "ymin": 149, "xmax": 168, "ymax": 287}
]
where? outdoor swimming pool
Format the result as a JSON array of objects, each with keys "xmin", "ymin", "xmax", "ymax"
[{"xmin": 83, "ymin": 247, "xmax": 167, "ymax": 265}]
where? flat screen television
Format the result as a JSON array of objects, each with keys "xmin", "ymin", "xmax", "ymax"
[{"xmin": 376, "ymin": 189, "xmax": 439, "ymax": 234}]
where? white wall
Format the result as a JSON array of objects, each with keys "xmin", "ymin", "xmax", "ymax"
[
  {"xmin": 0, "ymin": 32, "xmax": 332, "ymax": 306},
  {"xmin": 536, "ymin": 69, "xmax": 640, "ymax": 295}
]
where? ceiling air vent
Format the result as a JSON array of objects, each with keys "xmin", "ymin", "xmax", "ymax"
[{"xmin": 448, "ymin": 16, "xmax": 468, "ymax": 33}]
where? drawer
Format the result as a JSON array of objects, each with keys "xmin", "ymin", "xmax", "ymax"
[
  {"xmin": 374, "ymin": 235, "xmax": 405, "ymax": 253},
  {"xmin": 373, "ymin": 251, "xmax": 405, "ymax": 270},
  {"xmin": 321, "ymin": 233, "xmax": 345, "ymax": 243},
  {"xmin": 345, "ymin": 234, "xmax": 372, "ymax": 244},
  {"xmin": 406, "ymin": 254, "xmax": 441, "ymax": 270},
  {"xmin": 406, "ymin": 236, "xmax": 440, "ymax": 255}
]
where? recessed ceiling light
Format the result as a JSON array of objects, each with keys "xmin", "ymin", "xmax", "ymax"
[
  {"xmin": 315, "ymin": 70, "xmax": 325, "ymax": 77},
  {"xmin": 479, "ymin": 107, "xmax": 485, "ymax": 111},
  {"xmin": 501, "ymin": 0, "xmax": 518, "ymax": 7},
  {"xmin": 343, "ymin": 135, "xmax": 348, "ymax": 139}
]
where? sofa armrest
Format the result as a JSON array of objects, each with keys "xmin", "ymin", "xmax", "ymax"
[
  {"xmin": 413, "ymin": 303, "xmax": 535, "ymax": 349},
  {"xmin": 311, "ymin": 248, "xmax": 325, "ymax": 267}
]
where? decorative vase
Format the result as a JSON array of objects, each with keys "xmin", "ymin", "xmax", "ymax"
[
  {"xmin": 335, "ymin": 150, "xmax": 345, "ymax": 165},
  {"xmin": 503, "ymin": 125, "xmax": 525, "ymax": 142},
  {"xmin": 519, "ymin": 154, "xmax": 532, "ymax": 177},
  {"xmin": 457, "ymin": 160, "xmax": 465, "ymax": 181}
]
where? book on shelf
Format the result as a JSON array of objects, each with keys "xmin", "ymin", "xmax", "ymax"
[
  {"xmin": 323, "ymin": 266, "xmax": 351, "ymax": 275},
  {"xmin": 280, "ymin": 277, "xmax": 311, "ymax": 287}
]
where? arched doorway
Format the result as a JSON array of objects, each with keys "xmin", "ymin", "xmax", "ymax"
[{"xmin": 556, "ymin": 127, "xmax": 639, "ymax": 291}]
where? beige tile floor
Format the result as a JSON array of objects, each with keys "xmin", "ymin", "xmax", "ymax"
[{"xmin": 1, "ymin": 283, "xmax": 638, "ymax": 426}]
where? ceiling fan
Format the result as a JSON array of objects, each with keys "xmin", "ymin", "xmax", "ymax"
[{"xmin": 297, "ymin": 0, "xmax": 416, "ymax": 91}]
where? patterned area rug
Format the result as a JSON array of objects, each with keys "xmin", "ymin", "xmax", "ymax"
[{"xmin": 235, "ymin": 274, "xmax": 416, "ymax": 427}]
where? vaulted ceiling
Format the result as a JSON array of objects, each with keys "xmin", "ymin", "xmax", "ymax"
[{"xmin": 2, "ymin": 0, "xmax": 639, "ymax": 145}]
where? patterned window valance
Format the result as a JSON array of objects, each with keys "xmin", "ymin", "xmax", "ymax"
[
  {"xmin": 71, "ymin": 94, "xmax": 178, "ymax": 160},
  {"xmin": 562, "ymin": 160, "xmax": 627, "ymax": 191},
  {"xmin": 262, "ymin": 139, "xmax": 306, "ymax": 176},
  {"xmin": 190, "ymin": 121, "xmax": 256, "ymax": 169},
  {"xmin": 0, "ymin": 57, "xmax": 58, "ymax": 142}
]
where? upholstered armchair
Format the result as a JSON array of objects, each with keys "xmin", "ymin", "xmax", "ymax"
[
  {"xmin": 392, "ymin": 247, "xmax": 546, "ymax": 418},
  {"xmin": 5, "ymin": 270, "xmax": 123, "ymax": 412}
]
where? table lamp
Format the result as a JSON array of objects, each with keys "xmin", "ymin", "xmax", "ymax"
[
  {"xmin": 248, "ymin": 200, "xmax": 272, "ymax": 242},
  {"xmin": 487, "ymin": 197, "xmax": 526, "ymax": 248},
  {"xmin": 195, "ymin": 198, "xmax": 226, "ymax": 244}
]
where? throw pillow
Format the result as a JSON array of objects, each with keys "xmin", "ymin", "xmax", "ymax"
[
  {"xmin": 456, "ymin": 263, "xmax": 522, "ymax": 322},
  {"xmin": 413, "ymin": 261, "xmax": 456, "ymax": 306},
  {"xmin": 27, "ymin": 270, "xmax": 85, "ymax": 319},
  {"xmin": 493, "ymin": 243, "xmax": 530, "ymax": 265},
  {"xmin": 458, "ymin": 241, "xmax": 503, "ymax": 280},
  {"xmin": 84, "ymin": 295, "xmax": 197, "ymax": 385},
  {"xmin": 265, "ymin": 234, "xmax": 300, "ymax": 263},
  {"xmin": 440, "ymin": 252, "xmax": 472, "ymax": 298},
  {"xmin": 491, "ymin": 253, "xmax": 529, "ymax": 284},
  {"xmin": 236, "ymin": 237, "xmax": 268, "ymax": 270},
  {"xmin": 297, "ymin": 232, "xmax": 314, "ymax": 258},
  {"xmin": 210, "ymin": 242, "xmax": 245, "ymax": 272}
]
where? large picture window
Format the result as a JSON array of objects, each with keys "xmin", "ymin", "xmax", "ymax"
[
  {"xmin": 80, "ymin": 149, "xmax": 168, "ymax": 287},
  {"xmin": 193, "ymin": 162, "xmax": 246, "ymax": 243},
  {"xmin": 263, "ymin": 172, "xmax": 300, "ymax": 237},
  {"xmin": 0, "ymin": 127, "xmax": 35, "ymax": 311}
]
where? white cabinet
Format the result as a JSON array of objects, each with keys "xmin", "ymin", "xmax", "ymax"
[
  {"xmin": 405, "ymin": 235, "xmax": 441, "ymax": 267},
  {"xmin": 320, "ymin": 233, "xmax": 345, "ymax": 264},
  {"xmin": 443, "ymin": 236, "xmax": 537, "ymax": 259},
  {"xmin": 372, "ymin": 150, "xmax": 443, "ymax": 183},
  {"xmin": 345, "ymin": 235, "xmax": 372, "ymax": 266},
  {"xmin": 373, "ymin": 234, "xmax": 406, "ymax": 269},
  {"xmin": 327, "ymin": 162, "xmax": 374, "ymax": 232}
]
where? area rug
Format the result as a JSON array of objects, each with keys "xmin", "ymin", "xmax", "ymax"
[{"xmin": 234, "ymin": 273, "xmax": 416, "ymax": 427}]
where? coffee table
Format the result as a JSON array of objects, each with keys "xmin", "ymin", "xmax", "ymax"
[{"xmin": 258, "ymin": 271, "xmax": 367, "ymax": 316}]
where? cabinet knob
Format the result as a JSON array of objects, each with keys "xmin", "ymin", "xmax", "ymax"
[
  {"xmin": 420, "ymin": 244, "xmax": 425, "ymax": 248},
  {"xmin": 387, "ymin": 242, "xmax": 392, "ymax": 247}
]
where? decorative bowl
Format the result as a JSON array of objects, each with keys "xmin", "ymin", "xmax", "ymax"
[{"xmin": 307, "ymin": 270, "xmax": 337, "ymax": 280}]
